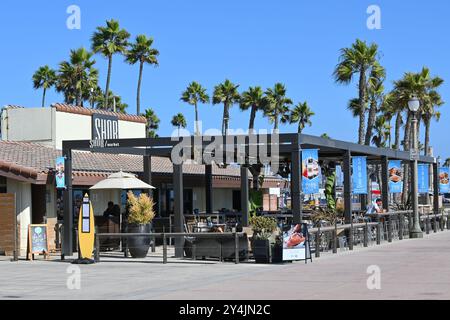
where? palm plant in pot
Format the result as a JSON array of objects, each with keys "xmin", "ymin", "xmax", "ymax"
[
  {"xmin": 250, "ymin": 216, "xmax": 280, "ymax": 263},
  {"xmin": 126, "ymin": 191, "xmax": 155, "ymax": 258}
]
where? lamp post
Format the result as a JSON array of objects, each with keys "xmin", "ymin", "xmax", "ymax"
[{"xmin": 408, "ymin": 96, "xmax": 423, "ymax": 238}]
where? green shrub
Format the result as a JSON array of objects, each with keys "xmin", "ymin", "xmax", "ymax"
[
  {"xmin": 127, "ymin": 191, "xmax": 155, "ymax": 225},
  {"xmin": 249, "ymin": 216, "xmax": 277, "ymax": 240}
]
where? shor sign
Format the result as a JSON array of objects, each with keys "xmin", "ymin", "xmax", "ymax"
[{"xmin": 92, "ymin": 113, "xmax": 119, "ymax": 141}]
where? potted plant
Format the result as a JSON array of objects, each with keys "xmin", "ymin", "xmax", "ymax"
[
  {"xmin": 126, "ymin": 191, "xmax": 155, "ymax": 258},
  {"xmin": 250, "ymin": 216, "xmax": 279, "ymax": 263}
]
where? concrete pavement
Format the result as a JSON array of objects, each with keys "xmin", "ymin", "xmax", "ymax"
[{"xmin": 1, "ymin": 231, "xmax": 449, "ymax": 299}]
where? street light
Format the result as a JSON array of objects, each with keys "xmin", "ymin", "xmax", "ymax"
[{"xmin": 408, "ymin": 96, "xmax": 423, "ymax": 238}]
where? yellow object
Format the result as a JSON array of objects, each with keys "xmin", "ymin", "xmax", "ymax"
[{"xmin": 78, "ymin": 194, "xmax": 95, "ymax": 259}]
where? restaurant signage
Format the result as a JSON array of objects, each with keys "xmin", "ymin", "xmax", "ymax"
[
  {"xmin": 282, "ymin": 223, "xmax": 311, "ymax": 262},
  {"xmin": 27, "ymin": 224, "xmax": 49, "ymax": 260},
  {"xmin": 439, "ymin": 167, "xmax": 450, "ymax": 194},
  {"xmin": 388, "ymin": 160, "xmax": 403, "ymax": 193},
  {"xmin": 301, "ymin": 149, "xmax": 320, "ymax": 194},
  {"xmin": 418, "ymin": 164, "xmax": 429, "ymax": 194},
  {"xmin": 352, "ymin": 156, "xmax": 367, "ymax": 194},
  {"xmin": 92, "ymin": 113, "xmax": 119, "ymax": 141},
  {"xmin": 55, "ymin": 156, "xmax": 65, "ymax": 189}
]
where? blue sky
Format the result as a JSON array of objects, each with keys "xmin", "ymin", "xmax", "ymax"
[{"xmin": 1, "ymin": 0, "xmax": 449, "ymax": 158}]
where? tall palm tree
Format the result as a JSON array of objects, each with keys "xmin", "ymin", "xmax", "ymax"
[
  {"xmin": 32, "ymin": 65, "xmax": 57, "ymax": 107},
  {"xmin": 239, "ymin": 86, "xmax": 265, "ymax": 132},
  {"xmin": 263, "ymin": 83, "xmax": 293, "ymax": 130},
  {"xmin": 371, "ymin": 116, "xmax": 391, "ymax": 148},
  {"xmin": 289, "ymin": 102, "xmax": 314, "ymax": 134},
  {"xmin": 56, "ymin": 48, "xmax": 97, "ymax": 106},
  {"xmin": 444, "ymin": 158, "xmax": 450, "ymax": 167},
  {"xmin": 143, "ymin": 108, "xmax": 160, "ymax": 138},
  {"xmin": 94, "ymin": 90, "xmax": 128, "ymax": 113},
  {"xmin": 364, "ymin": 62, "xmax": 386, "ymax": 145},
  {"xmin": 125, "ymin": 34, "xmax": 159, "ymax": 116},
  {"xmin": 92, "ymin": 19, "xmax": 130, "ymax": 109},
  {"xmin": 333, "ymin": 39, "xmax": 380, "ymax": 144},
  {"xmin": 180, "ymin": 81, "xmax": 209, "ymax": 136},
  {"xmin": 213, "ymin": 79, "xmax": 240, "ymax": 135},
  {"xmin": 171, "ymin": 113, "xmax": 187, "ymax": 136},
  {"xmin": 421, "ymin": 89, "xmax": 444, "ymax": 156}
]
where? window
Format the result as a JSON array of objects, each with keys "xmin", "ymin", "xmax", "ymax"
[{"xmin": 0, "ymin": 176, "xmax": 6, "ymax": 193}]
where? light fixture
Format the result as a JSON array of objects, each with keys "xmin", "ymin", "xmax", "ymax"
[{"xmin": 408, "ymin": 96, "xmax": 420, "ymax": 112}]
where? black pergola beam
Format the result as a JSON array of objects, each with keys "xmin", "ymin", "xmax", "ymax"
[
  {"xmin": 343, "ymin": 150, "xmax": 352, "ymax": 224},
  {"xmin": 173, "ymin": 163, "xmax": 184, "ymax": 258},
  {"xmin": 291, "ymin": 135, "xmax": 302, "ymax": 224}
]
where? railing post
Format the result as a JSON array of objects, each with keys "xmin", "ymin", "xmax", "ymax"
[
  {"xmin": 388, "ymin": 218, "xmax": 392, "ymax": 243},
  {"xmin": 376, "ymin": 222, "xmax": 381, "ymax": 245},
  {"xmin": 426, "ymin": 216, "xmax": 430, "ymax": 235},
  {"xmin": 363, "ymin": 222, "xmax": 368, "ymax": 247},
  {"xmin": 333, "ymin": 223, "xmax": 337, "ymax": 254},
  {"xmin": 399, "ymin": 213, "xmax": 404, "ymax": 240},
  {"xmin": 349, "ymin": 221, "xmax": 354, "ymax": 251},
  {"xmin": 433, "ymin": 214, "xmax": 437, "ymax": 233},
  {"xmin": 235, "ymin": 231, "xmax": 239, "ymax": 264},
  {"xmin": 315, "ymin": 227, "xmax": 320, "ymax": 258},
  {"xmin": 94, "ymin": 234, "xmax": 100, "ymax": 262},
  {"xmin": 441, "ymin": 211, "xmax": 445, "ymax": 231},
  {"xmin": 192, "ymin": 243, "xmax": 197, "ymax": 261},
  {"xmin": 163, "ymin": 233, "xmax": 167, "ymax": 264}
]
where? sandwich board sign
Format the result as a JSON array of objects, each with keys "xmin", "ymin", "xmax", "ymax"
[
  {"xmin": 28, "ymin": 224, "xmax": 49, "ymax": 260},
  {"xmin": 282, "ymin": 223, "xmax": 312, "ymax": 263},
  {"xmin": 78, "ymin": 194, "xmax": 95, "ymax": 260}
]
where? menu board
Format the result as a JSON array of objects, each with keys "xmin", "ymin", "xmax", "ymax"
[
  {"xmin": 282, "ymin": 223, "xmax": 312, "ymax": 262},
  {"xmin": 28, "ymin": 224, "xmax": 49, "ymax": 255}
]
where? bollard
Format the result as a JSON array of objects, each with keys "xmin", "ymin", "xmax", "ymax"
[
  {"xmin": 433, "ymin": 214, "xmax": 437, "ymax": 233},
  {"xmin": 315, "ymin": 228, "xmax": 320, "ymax": 258},
  {"xmin": 94, "ymin": 234, "xmax": 100, "ymax": 262},
  {"xmin": 399, "ymin": 214, "xmax": 404, "ymax": 240},
  {"xmin": 376, "ymin": 223, "xmax": 381, "ymax": 245},
  {"xmin": 234, "ymin": 232, "xmax": 239, "ymax": 264},
  {"xmin": 363, "ymin": 222, "xmax": 368, "ymax": 247},
  {"xmin": 163, "ymin": 234, "xmax": 167, "ymax": 264}
]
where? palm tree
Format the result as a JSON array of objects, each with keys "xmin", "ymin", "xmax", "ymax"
[
  {"xmin": 444, "ymin": 158, "xmax": 450, "ymax": 167},
  {"xmin": 32, "ymin": 65, "xmax": 57, "ymax": 107},
  {"xmin": 180, "ymin": 81, "xmax": 209, "ymax": 135},
  {"xmin": 56, "ymin": 48, "xmax": 97, "ymax": 106},
  {"xmin": 171, "ymin": 113, "xmax": 187, "ymax": 136},
  {"xmin": 94, "ymin": 90, "xmax": 128, "ymax": 113},
  {"xmin": 263, "ymin": 83, "xmax": 293, "ymax": 130},
  {"xmin": 371, "ymin": 116, "xmax": 391, "ymax": 148},
  {"xmin": 421, "ymin": 88, "xmax": 444, "ymax": 156},
  {"xmin": 213, "ymin": 79, "xmax": 240, "ymax": 135},
  {"xmin": 333, "ymin": 39, "xmax": 380, "ymax": 144},
  {"xmin": 364, "ymin": 62, "xmax": 386, "ymax": 145},
  {"xmin": 143, "ymin": 108, "xmax": 160, "ymax": 138},
  {"xmin": 239, "ymin": 86, "xmax": 265, "ymax": 131},
  {"xmin": 125, "ymin": 34, "xmax": 159, "ymax": 116},
  {"xmin": 92, "ymin": 19, "xmax": 130, "ymax": 109},
  {"xmin": 289, "ymin": 102, "xmax": 314, "ymax": 134},
  {"xmin": 321, "ymin": 133, "xmax": 331, "ymax": 139}
]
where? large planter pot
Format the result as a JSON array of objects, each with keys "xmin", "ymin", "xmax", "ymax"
[
  {"xmin": 252, "ymin": 239, "xmax": 271, "ymax": 263},
  {"xmin": 127, "ymin": 223, "xmax": 152, "ymax": 258}
]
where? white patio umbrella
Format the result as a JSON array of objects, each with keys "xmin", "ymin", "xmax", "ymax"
[{"xmin": 89, "ymin": 170, "xmax": 155, "ymax": 190}]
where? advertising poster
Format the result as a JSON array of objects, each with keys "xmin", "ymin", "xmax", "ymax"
[
  {"xmin": 352, "ymin": 156, "xmax": 367, "ymax": 194},
  {"xmin": 335, "ymin": 165, "xmax": 344, "ymax": 187},
  {"xmin": 282, "ymin": 224, "xmax": 308, "ymax": 261},
  {"xmin": 418, "ymin": 164, "xmax": 429, "ymax": 194},
  {"xmin": 439, "ymin": 167, "xmax": 450, "ymax": 194},
  {"xmin": 388, "ymin": 160, "xmax": 403, "ymax": 193},
  {"xmin": 301, "ymin": 149, "xmax": 320, "ymax": 194},
  {"xmin": 55, "ymin": 156, "xmax": 65, "ymax": 189}
]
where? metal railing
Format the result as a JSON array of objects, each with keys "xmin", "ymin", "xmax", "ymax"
[{"xmin": 94, "ymin": 231, "xmax": 246, "ymax": 264}]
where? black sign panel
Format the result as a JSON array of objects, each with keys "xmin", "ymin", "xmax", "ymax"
[{"xmin": 92, "ymin": 114, "xmax": 119, "ymax": 140}]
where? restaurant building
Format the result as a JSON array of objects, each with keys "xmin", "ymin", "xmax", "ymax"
[{"xmin": 0, "ymin": 104, "xmax": 285, "ymax": 256}]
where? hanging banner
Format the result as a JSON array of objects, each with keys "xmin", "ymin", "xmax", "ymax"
[
  {"xmin": 335, "ymin": 165, "xmax": 344, "ymax": 187},
  {"xmin": 301, "ymin": 149, "xmax": 320, "ymax": 194},
  {"xmin": 418, "ymin": 164, "xmax": 429, "ymax": 194},
  {"xmin": 55, "ymin": 156, "xmax": 66, "ymax": 189},
  {"xmin": 352, "ymin": 156, "xmax": 368, "ymax": 194},
  {"xmin": 439, "ymin": 167, "xmax": 450, "ymax": 194},
  {"xmin": 388, "ymin": 160, "xmax": 403, "ymax": 193}
]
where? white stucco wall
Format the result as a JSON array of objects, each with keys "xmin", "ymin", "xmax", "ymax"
[
  {"xmin": 118, "ymin": 120, "xmax": 146, "ymax": 139},
  {"xmin": 6, "ymin": 179, "xmax": 32, "ymax": 256},
  {"xmin": 54, "ymin": 112, "xmax": 91, "ymax": 149}
]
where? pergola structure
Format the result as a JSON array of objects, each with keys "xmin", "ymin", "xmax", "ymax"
[{"xmin": 61, "ymin": 133, "xmax": 438, "ymax": 258}]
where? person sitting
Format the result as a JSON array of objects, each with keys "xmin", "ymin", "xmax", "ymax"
[{"xmin": 103, "ymin": 201, "xmax": 120, "ymax": 220}]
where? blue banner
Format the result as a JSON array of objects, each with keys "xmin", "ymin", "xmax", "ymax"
[
  {"xmin": 55, "ymin": 156, "xmax": 65, "ymax": 189},
  {"xmin": 301, "ymin": 149, "xmax": 320, "ymax": 194},
  {"xmin": 439, "ymin": 167, "xmax": 450, "ymax": 194},
  {"xmin": 352, "ymin": 156, "xmax": 367, "ymax": 194},
  {"xmin": 335, "ymin": 165, "xmax": 344, "ymax": 187},
  {"xmin": 388, "ymin": 160, "xmax": 403, "ymax": 193},
  {"xmin": 418, "ymin": 164, "xmax": 429, "ymax": 194}
]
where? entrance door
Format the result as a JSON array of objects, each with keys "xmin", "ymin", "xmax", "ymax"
[{"xmin": 31, "ymin": 185, "xmax": 46, "ymax": 224}]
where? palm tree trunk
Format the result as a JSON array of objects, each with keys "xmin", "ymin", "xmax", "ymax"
[
  {"xmin": 424, "ymin": 118, "xmax": 431, "ymax": 156},
  {"xmin": 298, "ymin": 123, "xmax": 302, "ymax": 134},
  {"xmin": 222, "ymin": 103, "xmax": 229, "ymax": 135},
  {"xmin": 105, "ymin": 55, "xmax": 113, "ymax": 109},
  {"xmin": 394, "ymin": 111, "xmax": 402, "ymax": 150},
  {"xmin": 358, "ymin": 68, "xmax": 367, "ymax": 145},
  {"xmin": 42, "ymin": 88, "xmax": 46, "ymax": 108},
  {"xmin": 136, "ymin": 61, "xmax": 143, "ymax": 116},
  {"xmin": 365, "ymin": 100, "xmax": 377, "ymax": 145},
  {"xmin": 249, "ymin": 105, "xmax": 257, "ymax": 131},
  {"xmin": 194, "ymin": 103, "xmax": 199, "ymax": 135},
  {"xmin": 274, "ymin": 111, "xmax": 279, "ymax": 131}
]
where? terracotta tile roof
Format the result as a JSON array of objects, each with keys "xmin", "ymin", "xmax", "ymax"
[{"xmin": 51, "ymin": 103, "xmax": 147, "ymax": 124}]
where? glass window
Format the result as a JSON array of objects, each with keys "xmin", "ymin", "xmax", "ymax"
[{"xmin": 0, "ymin": 176, "xmax": 6, "ymax": 193}]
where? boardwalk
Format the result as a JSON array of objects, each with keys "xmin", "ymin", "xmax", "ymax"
[{"xmin": 1, "ymin": 231, "xmax": 449, "ymax": 300}]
